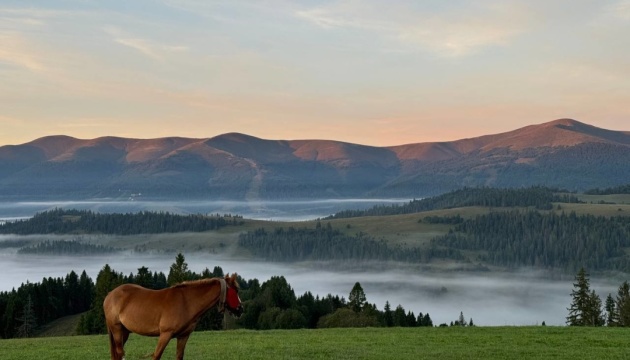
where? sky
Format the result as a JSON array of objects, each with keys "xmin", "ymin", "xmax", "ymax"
[{"xmin": 1, "ymin": 0, "xmax": 629, "ymax": 147}]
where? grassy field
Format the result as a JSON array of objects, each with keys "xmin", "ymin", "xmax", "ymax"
[{"xmin": 3, "ymin": 326, "xmax": 630, "ymax": 360}]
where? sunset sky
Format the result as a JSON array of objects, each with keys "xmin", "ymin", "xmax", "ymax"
[{"xmin": 1, "ymin": 0, "xmax": 629, "ymax": 146}]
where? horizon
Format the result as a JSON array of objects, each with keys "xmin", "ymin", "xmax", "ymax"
[
  {"xmin": 1, "ymin": 1, "xmax": 630, "ymax": 146},
  {"xmin": 1, "ymin": 118, "xmax": 628, "ymax": 148}
]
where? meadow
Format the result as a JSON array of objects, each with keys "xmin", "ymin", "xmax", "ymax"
[{"xmin": 2, "ymin": 326, "xmax": 630, "ymax": 360}]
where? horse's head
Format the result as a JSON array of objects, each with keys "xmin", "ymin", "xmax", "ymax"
[{"xmin": 224, "ymin": 273, "xmax": 243, "ymax": 317}]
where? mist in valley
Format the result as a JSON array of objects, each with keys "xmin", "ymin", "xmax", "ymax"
[
  {"xmin": 0, "ymin": 199, "xmax": 623, "ymax": 327},
  {"xmin": 0, "ymin": 198, "xmax": 409, "ymax": 222},
  {"xmin": 0, "ymin": 248, "xmax": 619, "ymax": 327}
]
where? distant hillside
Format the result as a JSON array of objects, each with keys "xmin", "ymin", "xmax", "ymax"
[
  {"xmin": 326, "ymin": 186, "xmax": 582, "ymax": 219},
  {"xmin": 1, "ymin": 119, "xmax": 629, "ymax": 200}
]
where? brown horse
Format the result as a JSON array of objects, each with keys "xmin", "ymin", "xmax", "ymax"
[{"xmin": 103, "ymin": 273, "xmax": 243, "ymax": 360}]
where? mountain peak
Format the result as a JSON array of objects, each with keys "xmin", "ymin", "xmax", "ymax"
[{"xmin": 545, "ymin": 118, "xmax": 583, "ymax": 127}]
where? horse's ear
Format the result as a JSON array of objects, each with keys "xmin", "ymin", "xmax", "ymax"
[{"xmin": 229, "ymin": 273, "xmax": 240, "ymax": 288}]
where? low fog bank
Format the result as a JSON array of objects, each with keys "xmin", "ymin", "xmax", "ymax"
[
  {"xmin": 0, "ymin": 251, "xmax": 620, "ymax": 326},
  {"xmin": 0, "ymin": 198, "xmax": 409, "ymax": 222}
]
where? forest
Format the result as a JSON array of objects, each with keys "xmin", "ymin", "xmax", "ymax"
[
  {"xmin": 431, "ymin": 211, "xmax": 630, "ymax": 272},
  {"xmin": 585, "ymin": 184, "xmax": 630, "ymax": 195},
  {"xmin": 16, "ymin": 240, "xmax": 119, "ymax": 255},
  {"xmin": 326, "ymin": 186, "xmax": 582, "ymax": 219},
  {"xmin": 238, "ymin": 222, "xmax": 463, "ymax": 263},
  {"xmin": 0, "ymin": 208, "xmax": 243, "ymax": 235},
  {"xmin": 0, "ymin": 254, "xmax": 434, "ymax": 339}
]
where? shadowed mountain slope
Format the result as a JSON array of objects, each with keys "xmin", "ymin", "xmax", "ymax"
[{"xmin": 0, "ymin": 119, "xmax": 628, "ymax": 200}]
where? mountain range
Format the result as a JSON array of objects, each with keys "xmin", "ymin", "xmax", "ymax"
[{"xmin": 1, "ymin": 118, "xmax": 629, "ymax": 200}]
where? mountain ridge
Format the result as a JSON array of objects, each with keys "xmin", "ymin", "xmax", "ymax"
[{"xmin": 1, "ymin": 119, "xmax": 629, "ymax": 200}]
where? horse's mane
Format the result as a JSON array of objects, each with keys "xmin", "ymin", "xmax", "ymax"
[
  {"xmin": 173, "ymin": 278, "xmax": 216, "ymax": 289},
  {"xmin": 173, "ymin": 275, "xmax": 240, "ymax": 289}
]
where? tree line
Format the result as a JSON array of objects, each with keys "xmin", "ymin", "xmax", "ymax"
[
  {"xmin": 326, "ymin": 186, "xmax": 581, "ymax": 219},
  {"xmin": 238, "ymin": 221, "xmax": 463, "ymax": 263},
  {"xmin": 431, "ymin": 211, "xmax": 630, "ymax": 272},
  {"xmin": 585, "ymin": 183, "xmax": 630, "ymax": 195},
  {"xmin": 0, "ymin": 270, "xmax": 94, "ymax": 338},
  {"xmin": 0, "ymin": 209, "xmax": 243, "ymax": 235},
  {"xmin": 17, "ymin": 240, "xmax": 119, "ymax": 255},
  {"xmin": 0, "ymin": 254, "xmax": 435, "ymax": 339}
]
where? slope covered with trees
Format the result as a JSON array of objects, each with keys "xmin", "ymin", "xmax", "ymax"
[
  {"xmin": 327, "ymin": 186, "xmax": 581, "ymax": 219},
  {"xmin": 0, "ymin": 209, "xmax": 242, "ymax": 235},
  {"xmin": 585, "ymin": 183, "xmax": 630, "ymax": 195},
  {"xmin": 238, "ymin": 222, "xmax": 463, "ymax": 263},
  {"xmin": 431, "ymin": 211, "xmax": 630, "ymax": 272}
]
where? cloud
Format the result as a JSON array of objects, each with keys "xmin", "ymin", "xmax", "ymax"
[
  {"xmin": 610, "ymin": 0, "xmax": 630, "ymax": 20},
  {"xmin": 295, "ymin": 1, "xmax": 532, "ymax": 57},
  {"xmin": 104, "ymin": 27, "xmax": 188, "ymax": 61},
  {"xmin": 0, "ymin": 33, "xmax": 46, "ymax": 72}
]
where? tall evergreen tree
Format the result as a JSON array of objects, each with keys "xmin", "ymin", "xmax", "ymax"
[
  {"xmin": 615, "ymin": 281, "xmax": 630, "ymax": 326},
  {"xmin": 383, "ymin": 301, "xmax": 393, "ymax": 327},
  {"xmin": 457, "ymin": 311, "xmax": 466, "ymax": 327},
  {"xmin": 605, "ymin": 293, "xmax": 617, "ymax": 326},
  {"xmin": 586, "ymin": 290, "xmax": 604, "ymax": 326},
  {"xmin": 167, "ymin": 253, "xmax": 190, "ymax": 286},
  {"xmin": 16, "ymin": 295, "xmax": 37, "ymax": 338},
  {"xmin": 135, "ymin": 266, "xmax": 153, "ymax": 288},
  {"xmin": 393, "ymin": 305, "xmax": 407, "ymax": 327},
  {"xmin": 567, "ymin": 267, "xmax": 602, "ymax": 326},
  {"xmin": 348, "ymin": 282, "xmax": 367, "ymax": 313}
]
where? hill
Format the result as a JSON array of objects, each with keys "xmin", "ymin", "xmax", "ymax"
[{"xmin": 0, "ymin": 119, "xmax": 629, "ymax": 199}]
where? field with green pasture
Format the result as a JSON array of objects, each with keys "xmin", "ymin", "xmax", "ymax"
[{"xmin": 2, "ymin": 326, "xmax": 630, "ymax": 360}]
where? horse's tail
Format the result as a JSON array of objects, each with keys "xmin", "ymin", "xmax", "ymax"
[{"xmin": 107, "ymin": 327, "xmax": 117, "ymax": 360}]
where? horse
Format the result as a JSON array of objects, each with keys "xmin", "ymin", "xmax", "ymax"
[{"xmin": 103, "ymin": 273, "xmax": 243, "ymax": 360}]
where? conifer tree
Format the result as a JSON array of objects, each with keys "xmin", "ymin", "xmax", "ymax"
[
  {"xmin": 586, "ymin": 290, "xmax": 604, "ymax": 326},
  {"xmin": 167, "ymin": 253, "xmax": 190, "ymax": 286},
  {"xmin": 457, "ymin": 311, "xmax": 466, "ymax": 327},
  {"xmin": 348, "ymin": 282, "xmax": 367, "ymax": 313},
  {"xmin": 615, "ymin": 281, "xmax": 630, "ymax": 326},
  {"xmin": 605, "ymin": 293, "xmax": 617, "ymax": 326},
  {"xmin": 16, "ymin": 295, "xmax": 37, "ymax": 338},
  {"xmin": 567, "ymin": 267, "xmax": 602, "ymax": 326},
  {"xmin": 383, "ymin": 301, "xmax": 393, "ymax": 327}
]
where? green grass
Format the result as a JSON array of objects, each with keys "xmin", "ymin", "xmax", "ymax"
[
  {"xmin": 35, "ymin": 313, "xmax": 83, "ymax": 337},
  {"xmin": 3, "ymin": 327, "xmax": 630, "ymax": 360}
]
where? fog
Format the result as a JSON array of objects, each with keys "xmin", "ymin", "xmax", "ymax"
[
  {"xmin": 0, "ymin": 198, "xmax": 409, "ymax": 222},
  {"xmin": 0, "ymin": 199, "xmax": 622, "ymax": 326},
  {"xmin": 0, "ymin": 251, "xmax": 620, "ymax": 326}
]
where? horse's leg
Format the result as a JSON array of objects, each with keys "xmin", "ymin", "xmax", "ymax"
[
  {"xmin": 107, "ymin": 327, "xmax": 118, "ymax": 360},
  {"xmin": 152, "ymin": 332, "xmax": 173, "ymax": 360},
  {"xmin": 109, "ymin": 324, "xmax": 127, "ymax": 360},
  {"xmin": 176, "ymin": 334, "xmax": 191, "ymax": 360},
  {"xmin": 122, "ymin": 328, "xmax": 130, "ymax": 347},
  {"xmin": 121, "ymin": 328, "xmax": 130, "ymax": 360}
]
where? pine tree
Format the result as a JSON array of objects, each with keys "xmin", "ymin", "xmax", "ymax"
[
  {"xmin": 348, "ymin": 282, "xmax": 367, "ymax": 313},
  {"xmin": 566, "ymin": 268, "xmax": 604, "ymax": 326},
  {"xmin": 167, "ymin": 253, "xmax": 190, "ymax": 286},
  {"xmin": 586, "ymin": 290, "xmax": 604, "ymax": 326},
  {"xmin": 383, "ymin": 301, "xmax": 393, "ymax": 327},
  {"xmin": 393, "ymin": 305, "xmax": 406, "ymax": 327},
  {"xmin": 615, "ymin": 281, "xmax": 630, "ymax": 326},
  {"xmin": 457, "ymin": 311, "xmax": 466, "ymax": 327},
  {"xmin": 16, "ymin": 295, "xmax": 37, "ymax": 338},
  {"xmin": 135, "ymin": 266, "xmax": 153, "ymax": 288},
  {"xmin": 605, "ymin": 293, "xmax": 617, "ymax": 326}
]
